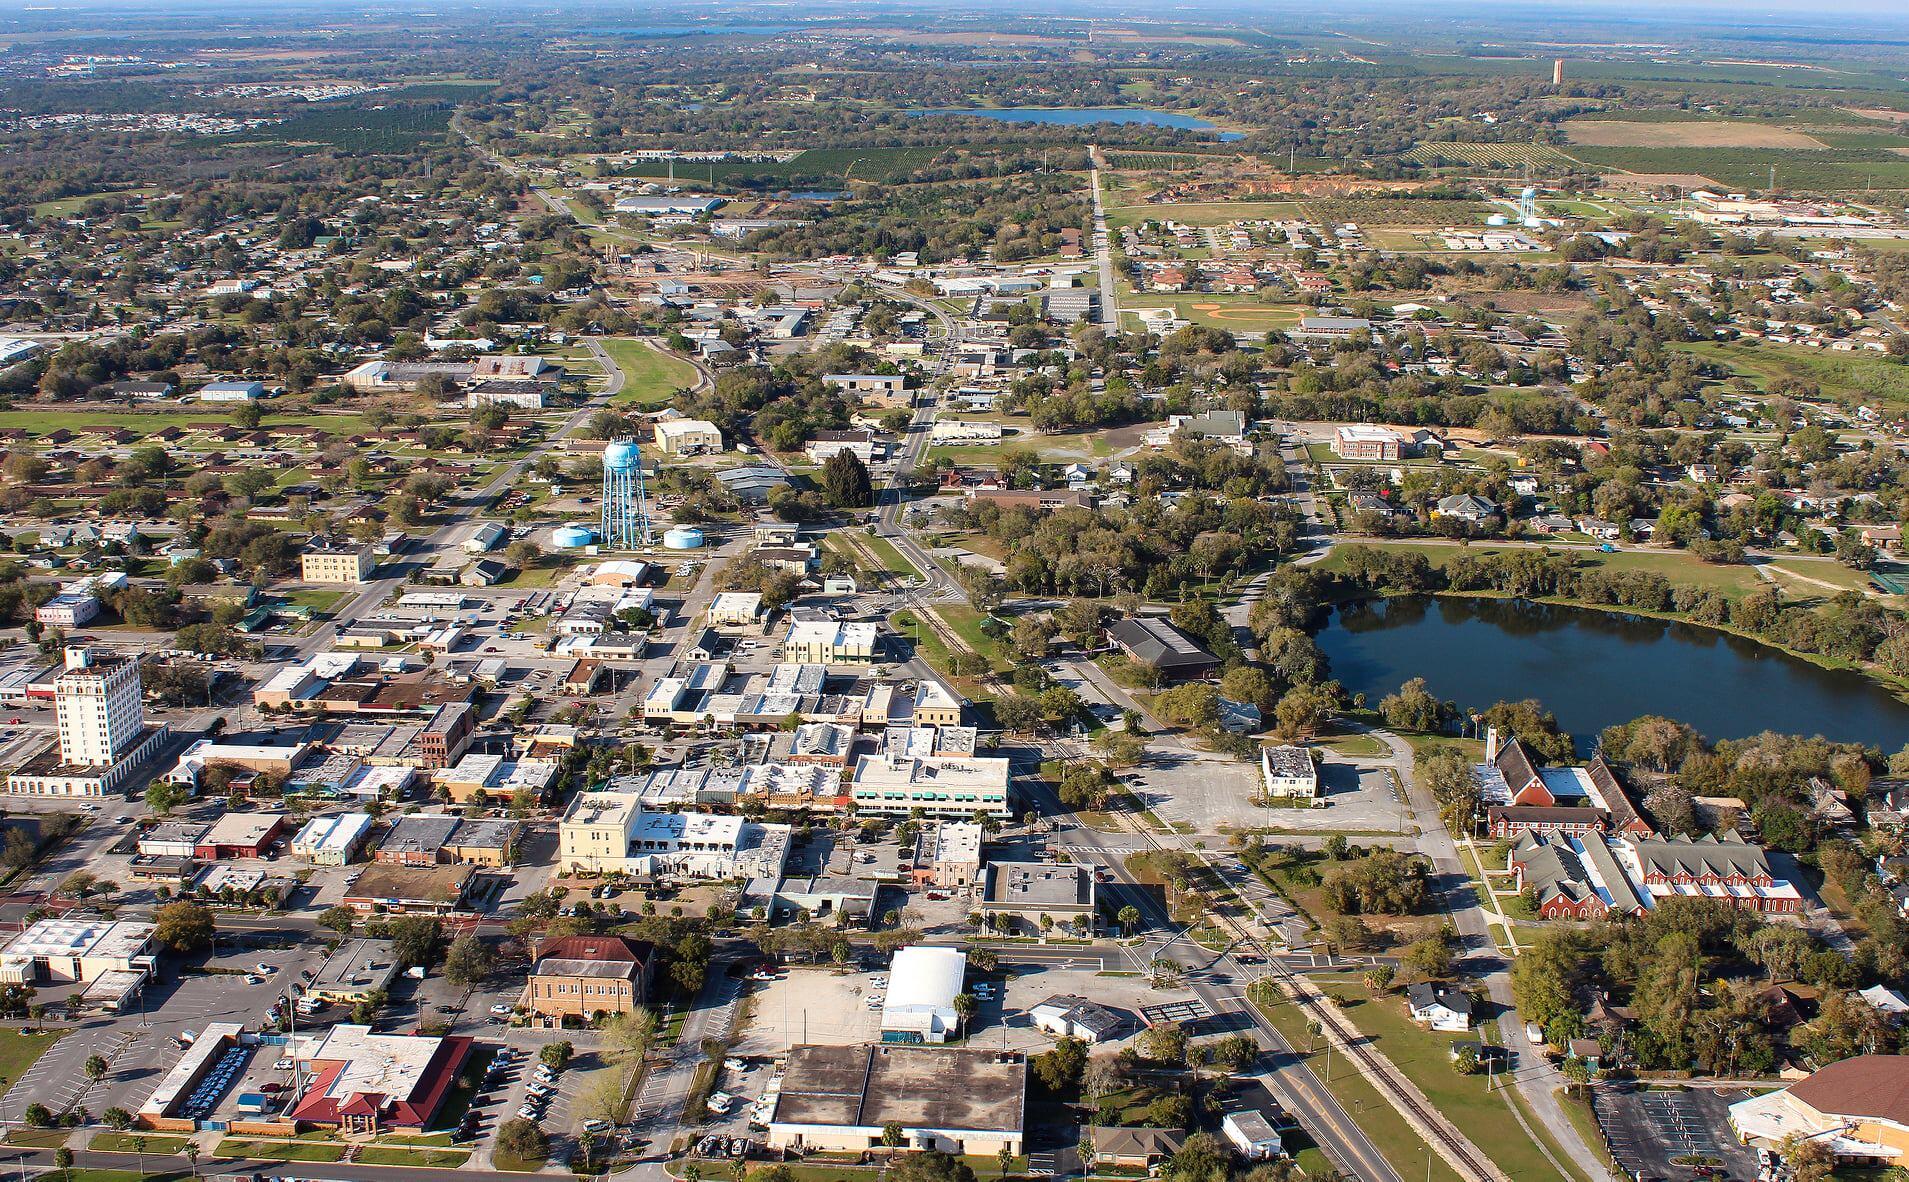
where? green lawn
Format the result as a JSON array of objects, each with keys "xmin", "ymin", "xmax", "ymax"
[
  {"xmin": 1116, "ymin": 291, "xmax": 1309, "ymax": 332},
  {"xmin": 859, "ymin": 533, "xmax": 924, "ymax": 582},
  {"xmin": 89, "ymin": 1133, "xmax": 192, "ymax": 1154},
  {"xmin": 935, "ymin": 602, "xmax": 1009, "ymax": 672},
  {"xmin": 600, "ymin": 338, "xmax": 699, "ymax": 408},
  {"xmin": 925, "ymin": 428, "xmax": 1115, "ymax": 464},
  {"xmin": 5, "ymin": 1129, "xmax": 70, "ymax": 1147},
  {"xmin": 1316, "ymin": 541, "xmax": 1767, "ymax": 599},
  {"xmin": 0, "ymin": 1029, "xmax": 64, "ymax": 1100},
  {"xmin": 214, "ymin": 1138, "xmax": 348, "ymax": 1162},
  {"xmin": 1321, "ymin": 980, "xmax": 1578, "ymax": 1182},
  {"xmin": 1676, "ymin": 339, "xmax": 1909, "ymax": 409},
  {"xmin": 32, "ymin": 189, "xmax": 159, "ymax": 218},
  {"xmin": 1106, "ymin": 200, "xmax": 1305, "ymax": 228},
  {"xmin": 1253, "ymin": 991, "xmax": 1465, "ymax": 1182},
  {"xmin": 355, "ymin": 1146, "xmax": 472, "ymax": 1167},
  {"xmin": 0, "ymin": 408, "xmax": 383, "ymax": 443},
  {"xmin": 494, "ymin": 1148, "xmax": 549, "ymax": 1172}
]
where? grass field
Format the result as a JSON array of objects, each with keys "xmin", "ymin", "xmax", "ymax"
[
  {"xmin": 1403, "ymin": 143, "xmax": 1576, "ymax": 168},
  {"xmin": 1106, "ymin": 200, "xmax": 1304, "ymax": 228},
  {"xmin": 1564, "ymin": 120, "xmax": 1829, "ymax": 149},
  {"xmin": 89, "ymin": 1133, "xmax": 192, "ymax": 1154},
  {"xmin": 214, "ymin": 1138, "xmax": 348, "ymax": 1162},
  {"xmin": 1119, "ymin": 291, "xmax": 1308, "ymax": 330},
  {"xmin": 355, "ymin": 1146, "xmax": 472, "ymax": 1168},
  {"xmin": 600, "ymin": 338, "xmax": 700, "ymax": 408},
  {"xmin": 1253, "ymin": 991, "xmax": 1466, "ymax": 1182},
  {"xmin": 609, "ymin": 146, "xmax": 942, "ymax": 187},
  {"xmin": 1320, "ymin": 979, "xmax": 1579, "ymax": 1182},
  {"xmin": 0, "ymin": 1030, "xmax": 62, "ymax": 1100},
  {"xmin": 926, "ymin": 428, "xmax": 1115, "ymax": 463},
  {"xmin": 1676, "ymin": 339, "xmax": 1909, "ymax": 408},
  {"xmin": 32, "ymin": 188, "xmax": 159, "ymax": 218},
  {"xmin": 1315, "ymin": 541, "xmax": 1769, "ymax": 599},
  {"xmin": 1564, "ymin": 146, "xmax": 1909, "ymax": 191}
]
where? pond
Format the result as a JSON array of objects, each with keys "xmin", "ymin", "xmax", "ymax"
[
  {"xmin": 1315, "ymin": 595, "xmax": 1909, "ymax": 750},
  {"xmin": 905, "ymin": 107, "xmax": 1246, "ymax": 141}
]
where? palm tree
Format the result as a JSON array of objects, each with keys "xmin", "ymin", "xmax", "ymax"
[
  {"xmin": 132, "ymin": 1135, "xmax": 147, "ymax": 1179},
  {"xmin": 1117, "ymin": 905, "xmax": 1141, "ymax": 936},
  {"xmin": 186, "ymin": 1143, "xmax": 200, "ymax": 1180},
  {"xmin": 54, "ymin": 1147, "xmax": 71, "ymax": 1182},
  {"xmin": 953, "ymin": 993, "xmax": 978, "ymax": 1033}
]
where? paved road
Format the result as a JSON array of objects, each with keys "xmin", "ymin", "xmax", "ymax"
[
  {"xmin": 1019, "ymin": 768, "xmax": 1401, "ymax": 1182},
  {"xmin": 292, "ymin": 358, "xmax": 626, "ymax": 660},
  {"xmin": 1354, "ymin": 724, "xmax": 1599, "ymax": 1177},
  {"xmin": 1088, "ymin": 146, "xmax": 1120, "ymax": 329}
]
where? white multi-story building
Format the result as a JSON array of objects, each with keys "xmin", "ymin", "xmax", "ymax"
[{"xmin": 56, "ymin": 646, "xmax": 144, "ymax": 767}]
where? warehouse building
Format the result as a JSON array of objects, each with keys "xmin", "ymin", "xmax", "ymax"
[
  {"xmin": 768, "ymin": 1043, "xmax": 1024, "ymax": 1154},
  {"xmin": 881, "ymin": 945, "xmax": 968, "ymax": 1044}
]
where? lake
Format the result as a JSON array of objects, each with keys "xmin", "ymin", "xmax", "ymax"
[
  {"xmin": 1315, "ymin": 595, "xmax": 1909, "ymax": 749},
  {"xmin": 906, "ymin": 107, "xmax": 1246, "ymax": 141}
]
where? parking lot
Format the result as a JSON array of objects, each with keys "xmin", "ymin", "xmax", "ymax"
[
  {"xmin": 1591, "ymin": 1084, "xmax": 1760, "ymax": 1182},
  {"xmin": 0, "ymin": 934, "xmax": 333, "ymax": 1124},
  {"xmin": 732, "ymin": 969, "xmax": 882, "ymax": 1055}
]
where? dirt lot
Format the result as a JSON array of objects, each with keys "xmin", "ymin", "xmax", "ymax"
[
  {"xmin": 732, "ymin": 969, "xmax": 882, "ymax": 1055},
  {"xmin": 1565, "ymin": 119, "xmax": 1828, "ymax": 149}
]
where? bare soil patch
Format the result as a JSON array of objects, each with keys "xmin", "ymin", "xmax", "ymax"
[{"xmin": 1566, "ymin": 120, "xmax": 1828, "ymax": 149}]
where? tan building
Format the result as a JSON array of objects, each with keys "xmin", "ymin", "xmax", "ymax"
[
  {"xmin": 911, "ymin": 679, "xmax": 964, "ymax": 728},
  {"xmin": 1731, "ymin": 1055, "xmax": 1909, "ymax": 1167},
  {"xmin": 653, "ymin": 418, "xmax": 723, "ymax": 456},
  {"xmin": 302, "ymin": 541, "xmax": 376, "ymax": 584},
  {"xmin": 523, "ymin": 934, "xmax": 652, "ymax": 1024}
]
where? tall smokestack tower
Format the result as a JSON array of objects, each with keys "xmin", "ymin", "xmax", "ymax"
[{"xmin": 1552, "ymin": 58, "xmax": 1565, "ymax": 86}]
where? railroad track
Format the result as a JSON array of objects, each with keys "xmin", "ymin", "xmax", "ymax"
[{"xmin": 1066, "ymin": 740, "xmax": 1508, "ymax": 1182}]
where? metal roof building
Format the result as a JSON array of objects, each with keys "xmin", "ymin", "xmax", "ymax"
[{"xmin": 881, "ymin": 945, "xmax": 968, "ymax": 1044}]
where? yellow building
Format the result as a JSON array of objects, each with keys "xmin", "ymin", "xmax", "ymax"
[{"xmin": 302, "ymin": 542, "xmax": 376, "ymax": 584}]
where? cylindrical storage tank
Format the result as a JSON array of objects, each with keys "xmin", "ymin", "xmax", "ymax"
[
  {"xmin": 604, "ymin": 440, "xmax": 639, "ymax": 471},
  {"xmin": 552, "ymin": 525, "xmax": 595, "ymax": 549},
  {"xmin": 1486, "ymin": 213, "xmax": 1509, "ymax": 227},
  {"xmin": 663, "ymin": 526, "xmax": 705, "ymax": 550}
]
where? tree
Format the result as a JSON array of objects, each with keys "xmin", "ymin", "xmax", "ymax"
[
  {"xmin": 822, "ymin": 450, "xmax": 874, "ymax": 508},
  {"xmin": 602, "ymin": 1008, "xmax": 657, "ymax": 1062},
  {"xmin": 386, "ymin": 915, "xmax": 444, "ymax": 969},
  {"xmin": 1274, "ymin": 684, "xmax": 1338, "ymax": 739},
  {"xmin": 1379, "ymin": 677, "xmax": 1450, "ymax": 733},
  {"xmin": 144, "ymin": 780, "xmax": 187, "ymax": 815},
  {"xmin": 102, "ymin": 1107, "xmax": 134, "ymax": 1131},
  {"xmin": 881, "ymin": 1120, "xmax": 906, "ymax": 1149},
  {"xmin": 1117, "ymin": 905, "xmax": 1142, "ymax": 935},
  {"xmin": 953, "ymin": 992, "xmax": 979, "ymax": 1033},
  {"xmin": 888, "ymin": 1150, "xmax": 977, "ymax": 1182},
  {"xmin": 1364, "ymin": 964, "xmax": 1396, "ymax": 994},
  {"xmin": 152, "ymin": 901, "xmax": 214, "ymax": 954},
  {"xmin": 540, "ymin": 1041, "xmax": 574, "ymax": 1070},
  {"xmin": 497, "ymin": 1118, "xmax": 548, "ymax": 1163},
  {"xmin": 317, "ymin": 906, "xmax": 357, "ymax": 936},
  {"xmin": 1776, "ymin": 1133, "xmax": 1833, "ymax": 1182},
  {"xmin": 1138, "ymin": 1023, "xmax": 1187, "ymax": 1065},
  {"xmin": 442, "ymin": 933, "xmax": 495, "ymax": 988},
  {"xmin": 83, "ymin": 1053, "xmax": 108, "ymax": 1080},
  {"xmin": 21, "ymin": 1103, "xmax": 51, "ymax": 1128},
  {"xmin": 54, "ymin": 1147, "xmax": 72, "ymax": 1182},
  {"xmin": 1559, "ymin": 1055, "xmax": 1592, "ymax": 1096},
  {"xmin": 1032, "ymin": 1036, "xmax": 1087, "ymax": 1093}
]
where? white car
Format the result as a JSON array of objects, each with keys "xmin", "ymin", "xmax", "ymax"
[
  {"xmin": 490, "ymin": 1004, "xmax": 514, "ymax": 1017},
  {"xmin": 516, "ymin": 1105, "xmax": 539, "ymax": 1120}
]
